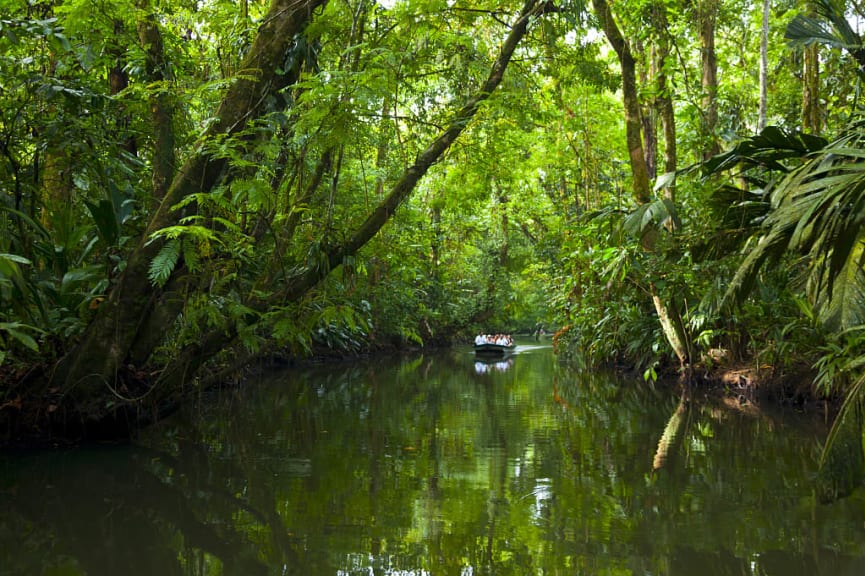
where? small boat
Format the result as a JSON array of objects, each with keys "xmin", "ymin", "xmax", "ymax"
[{"xmin": 474, "ymin": 342, "xmax": 516, "ymax": 357}]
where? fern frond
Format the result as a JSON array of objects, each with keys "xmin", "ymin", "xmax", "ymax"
[
  {"xmin": 148, "ymin": 238, "xmax": 181, "ymax": 287},
  {"xmin": 182, "ymin": 238, "xmax": 201, "ymax": 273},
  {"xmin": 171, "ymin": 191, "xmax": 234, "ymax": 215},
  {"xmin": 148, "ymin": 225, "xmax": 221, "ymax": 245}
]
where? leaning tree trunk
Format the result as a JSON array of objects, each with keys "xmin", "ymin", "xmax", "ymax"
[
  {"xmin": 143, "ymin": 0, "xmax": 545, "ymax": 402},
  {"xmin": 53, "ymin": 0, "xmax": 545, "ymax": 436}
]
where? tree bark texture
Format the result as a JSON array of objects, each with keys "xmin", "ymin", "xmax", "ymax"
[
  {"xmin": 593, "ymin": 0, "xmax": 690, "ymax": 368},
  {"xmin": 639, "ymin": 45, "xmax": 657, "ymax": 181},
  {"xmin": 802, "ymin": 44, "xmax": 821, "ymax": 134},
  {"xmin": 591, "ymin": 0, "xmax": 651, "ymax": 203},
  {"xmin": 137, "ymin": 2, "xmax": 176, "ymax": 201},
  {"xmin": 698, "ymin": 0, "xmax": 720, "ymax": 160},
  {"xmin": 109, "ymin": 19, "xmax": 137, "ymax": 156},
  {"xmin": 652, "ymin": 290, "xmax": 690, "ymax": 366}
]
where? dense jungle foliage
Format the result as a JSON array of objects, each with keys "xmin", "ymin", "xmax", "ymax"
[{"xmin": 2, "ymin": 0, "xmax": 865, "ymax": 439}]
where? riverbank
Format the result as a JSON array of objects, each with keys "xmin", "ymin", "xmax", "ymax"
[{"xmin": 0, "ymin": 340, "xmax": 840, "ymax": 446}]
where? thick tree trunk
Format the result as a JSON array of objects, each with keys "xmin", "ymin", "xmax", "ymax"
[
  {"xmin": 640, "ymin": 71, "xmax": 658, "ymax": 180},
  {"xmin": 652, "ymin": 1, "xmax": 676, "ymax": 199},
  {"xmin": 636, "ymin": 39, "xmax": 657, "ymax": 181},
  {"xmin": 109, "ymin": 19, "xmax": 137, "ymax": 156},
  {"xmin": 39, "ymin": 148, "xmax": 73, "ymax": 231},
  {"xmin": 38, "ymin": 55, "xmax": 74, "ymax": 237},
  {"xmin": 698, "ymin": 0, "xmax": 720, "ymax": 160},
  {"xmin": 802, "ymin": 44, "xmax": 821, "ymax": 134},
  {"xmin": 137, "ymin": 2, "xmax": 176, "ymax": 201}
]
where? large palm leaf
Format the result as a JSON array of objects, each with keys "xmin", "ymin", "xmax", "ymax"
[
  {"xmin": 694, "ymin": 127, "xmax": 826, "ymax": 262},
  {"xmin": 723, "ymin": 122, "xmax": 865, "ymax": 330},
  {"xmin": 786, "ymin": 0, "xmax": 865, "ymax": 73}
]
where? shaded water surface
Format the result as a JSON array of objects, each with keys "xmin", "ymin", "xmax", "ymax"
[{"xmin": 3, "ymin": 342, "xmax": 865, "ymax": 574}]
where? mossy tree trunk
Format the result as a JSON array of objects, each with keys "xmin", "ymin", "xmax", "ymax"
[
  {"xmin": 652, "ymin": 0, "xmax": 677, "ymax": 199},
  {"xmin": 802, "ymin": 43, "xmax": 821, "ymax": 134}
]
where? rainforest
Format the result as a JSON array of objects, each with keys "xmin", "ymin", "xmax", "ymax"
[{"xmin": 2, "ymin": 0, "xmax": 865, "ymax": 445}]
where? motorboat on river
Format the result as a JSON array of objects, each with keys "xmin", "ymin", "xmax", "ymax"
[
  {"xmin": 473, "ymin": 333, "xmax": 516, "ymax": 358},
  {"xmin": 474, "ymin": 342, "xmax": 515, "ymax": 356}
]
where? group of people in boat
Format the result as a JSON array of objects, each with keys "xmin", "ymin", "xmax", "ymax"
[{"xmin": 474, "ymin": 333, "xmax": 513, "ymax": 346}]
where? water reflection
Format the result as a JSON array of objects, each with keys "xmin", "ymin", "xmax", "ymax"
[
  {"xmin": 2, "ymin": 342, "xmax": 865, "ymax": 574},
  {"xmin": 473, "ymin": 357, "xmax": 513, "ymax": 374}
]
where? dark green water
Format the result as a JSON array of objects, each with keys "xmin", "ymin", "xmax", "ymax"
[{"xmin": 3, "ymin": 341, "xmax": 865, "ymax": 575}]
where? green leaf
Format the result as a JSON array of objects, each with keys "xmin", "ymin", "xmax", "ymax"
[
  {"xmin": 4, "ymin": 27, "xmax": 19, "ymax": 45},
  {"xmin": 149, "ymin": 225, "xmax": 220, "ymax": 244},
  {"xmin": 0, "ymin": 253, "xmax": 32, "ymax": 265},
  {"xmin": 85, "ymin": 199, "xmax": 119, "ymax": 246},
  {"xmin": 786, "ymin": 15, "xmax": 844, "ymax": 50},
  {"xmin": 0, "ymin": 322, "xmax": 40, "ymax": 351},
  {"xmin": 0, "ymin": 254, "xmax": 29, "ymax": 280},
  {"xmin": 653, "ymin": 171, "xmax": 676, "ymax": 192},
  {"xmin": 182, "ymin": 239, "xmax": 201, "ymax": 273},
  {"xmin": 60, "ymin": 265, "xmax": 104, "ymax": 295}
]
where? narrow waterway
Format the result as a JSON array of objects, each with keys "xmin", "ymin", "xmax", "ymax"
[{"xmin": 2, "ymin": 340, "xmax": 865, "ymax": 575}]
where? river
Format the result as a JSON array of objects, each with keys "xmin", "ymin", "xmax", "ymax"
[{"xmin": 2, "ymin": 339, "xmax": 865, "ymax": 574}]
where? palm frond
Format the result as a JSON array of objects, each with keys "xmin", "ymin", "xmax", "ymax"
[
  {"xmin": 720, "ymin": 224, "xmax": 792, "ymax": 310},
  {"xmin": 700, "ymin": 126, "xmax": 827, "ymax": 177},
  {"xmin": 786, "ymin": 0, "xmax": 865, "ymax": 73},
  {"xmin": 786, "ymin": 14, "xmax": 847, "ymax": 51},
  {"xmin": 623, "ymin": 197, "xmax": 680, "ymax": 240},
  {"xmin": 722, "ymin": 123, "xmax": 865, "ymax": 315},
  {"xmin": 810, "ymin": 240, "xmax": 865, "ymax": 330}
]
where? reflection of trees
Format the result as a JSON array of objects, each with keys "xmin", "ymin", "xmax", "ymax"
[
  {"xmin": 0, "ymin": 445, "xmax": 270, "ymax": 575},
  {"xmin": 5, "ymin": 351, "xmax": 865, "ymax": 574},
  {"xmin": 550, "ymin": 373, "xmax": 865, "ymax": 574}
]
